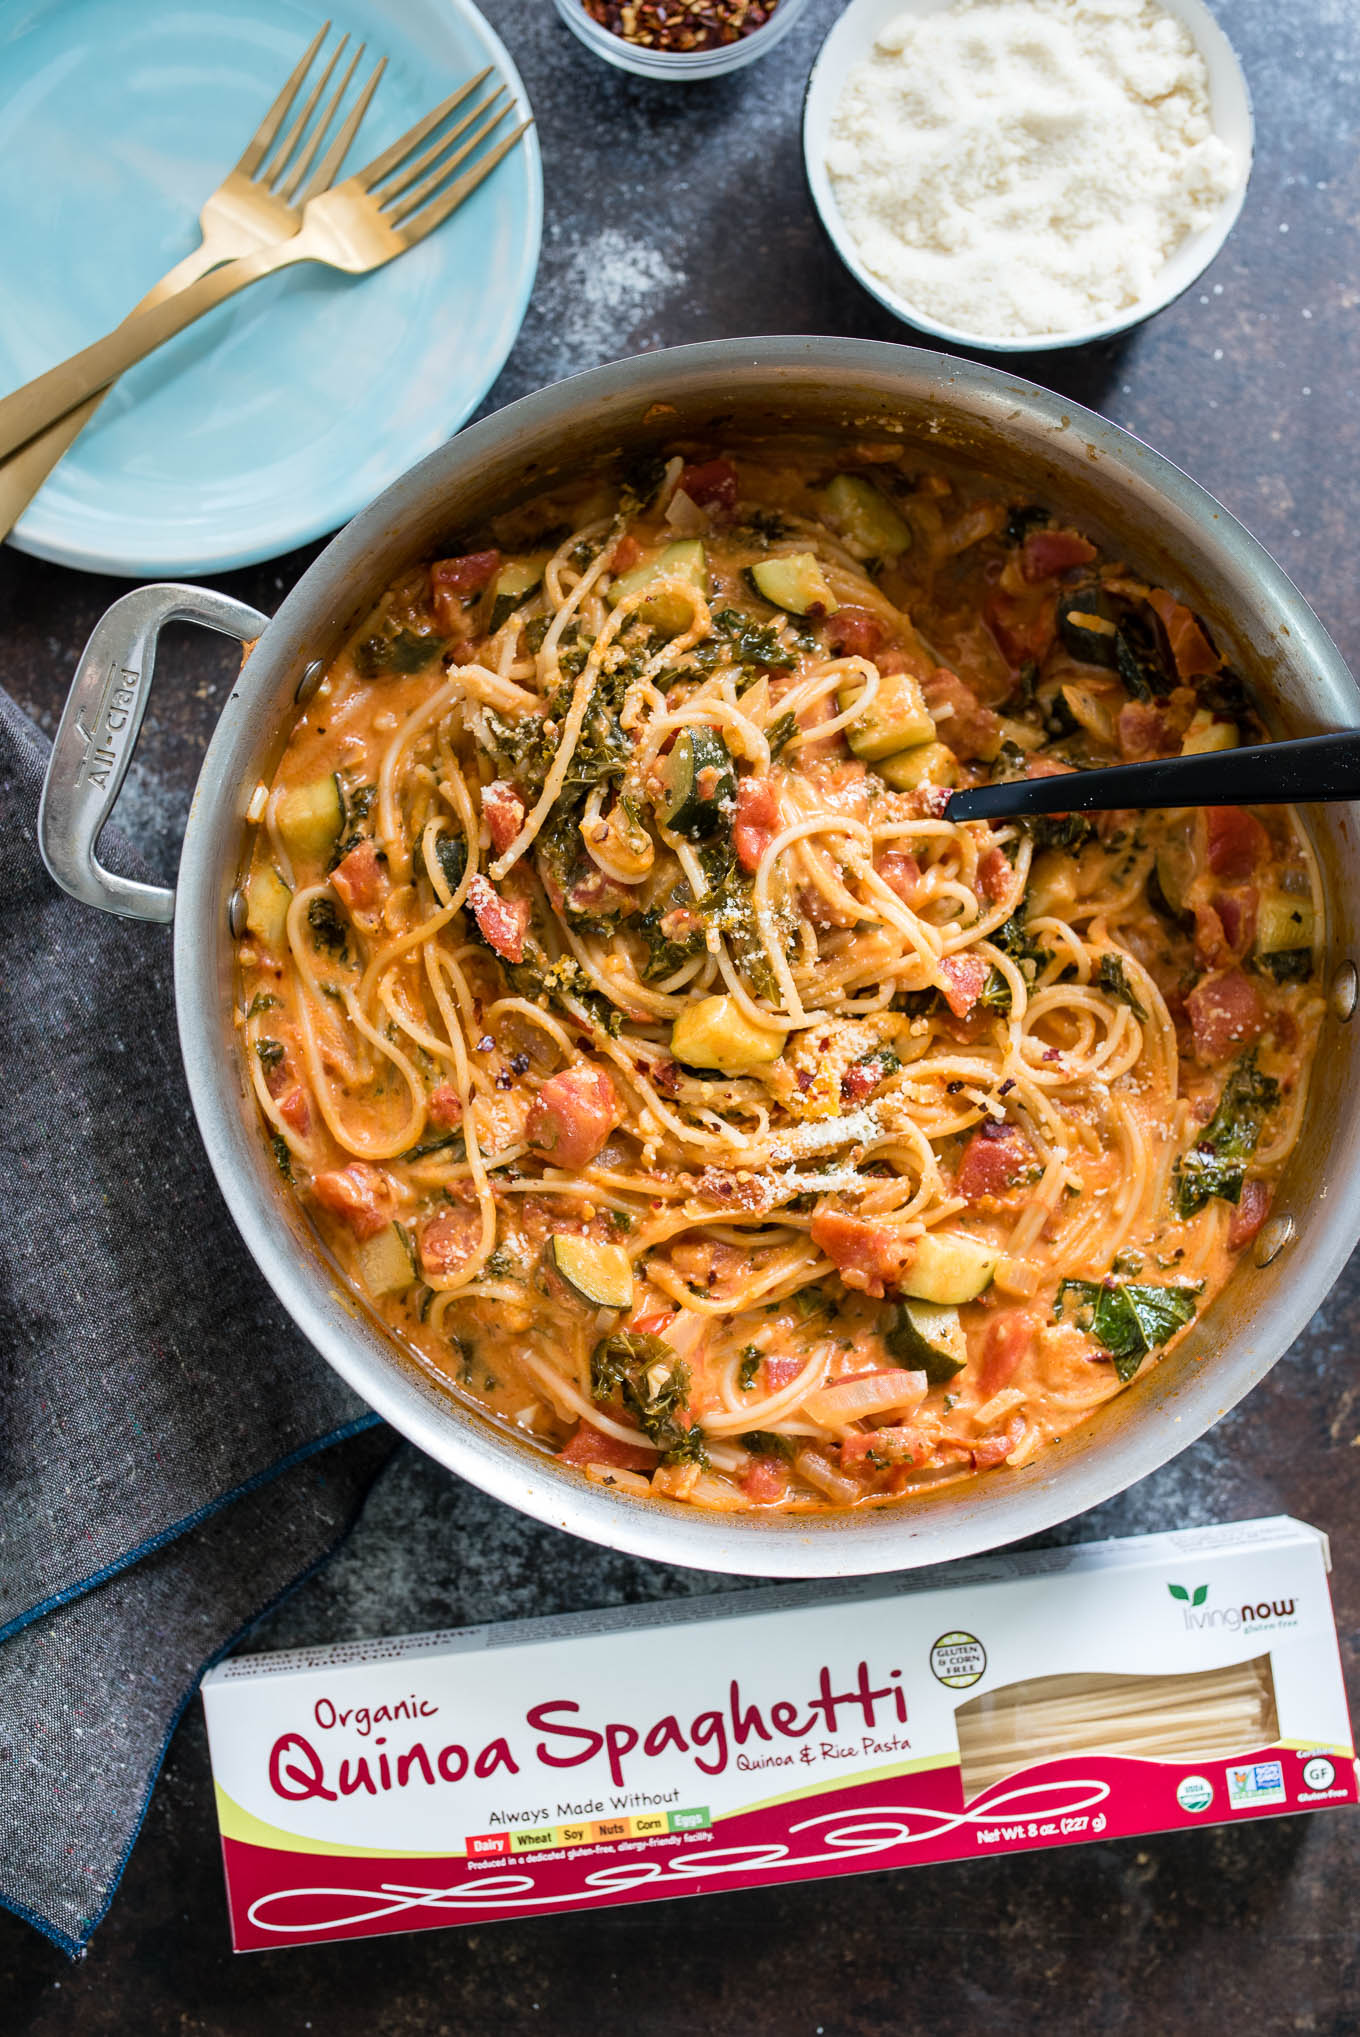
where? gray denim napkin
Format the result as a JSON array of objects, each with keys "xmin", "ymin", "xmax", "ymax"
[{"xmin": 0, "ymin": 689, "xmax": 395, "ymax": 1954}]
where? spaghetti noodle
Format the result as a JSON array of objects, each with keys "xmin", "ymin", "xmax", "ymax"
[
  {"xmin": 234, "ymin": 444, "xmax": 1324, "ymax": 1512},
  {"xmin": 955, "ymin": 1658, "xmax": 1279, "ymax": 1799}
]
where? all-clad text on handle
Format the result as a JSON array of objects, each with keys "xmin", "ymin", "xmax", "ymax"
[{"xmin": 38, "ymin": 582, "xmax": 269, "ymax": 924}]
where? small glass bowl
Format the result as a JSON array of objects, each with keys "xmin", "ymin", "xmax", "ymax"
[{"xmin": 554, "ymin": 0, "xmax": 814, "ymax": 80}]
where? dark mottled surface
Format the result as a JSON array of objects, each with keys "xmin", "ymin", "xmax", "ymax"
[{"xmin": 3, "ymin": 0, "xmax": 1358, "ymax": 2027}]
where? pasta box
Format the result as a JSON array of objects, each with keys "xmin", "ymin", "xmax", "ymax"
[{"xmin": 201, "ymin": 1514, "xmax": 1355, "ymax": 1951}]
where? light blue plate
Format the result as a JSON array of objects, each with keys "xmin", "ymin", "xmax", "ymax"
[{"xmin": 0, "ymin": 0, "xmax": 542, "ymax": 577}]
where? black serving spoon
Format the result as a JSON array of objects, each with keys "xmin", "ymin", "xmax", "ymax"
[{"xmin": 944, "ymin": 729, "xmax": 1360, "ymax": 825}]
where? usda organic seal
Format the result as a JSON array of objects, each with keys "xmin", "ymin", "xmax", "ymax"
[
  {"xmin": 930, "ymin": 1631, "xmax": 986, "ymax": 1689},
  {"xmin": 1176, "ymin": 1774, "xmax": 1214, "ymax": 1813}
]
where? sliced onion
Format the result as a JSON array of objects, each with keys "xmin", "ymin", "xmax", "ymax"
[
  {"xmin": 802, "ymin": 1368, "xmax": 929, "ymax": 1430},
  {"xmin": 794, "ymin": 1448, "xmax": 860, "ymax": 1507}
]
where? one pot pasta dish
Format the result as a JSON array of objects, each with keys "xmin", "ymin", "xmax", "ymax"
[{"xmin": 235, "ymin": 444, "xmax": 1324, "ymax": 1512}]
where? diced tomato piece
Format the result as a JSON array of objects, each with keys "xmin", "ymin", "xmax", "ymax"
[
  {"xmin": 1025, "ymin": 756, "xmax": 1075, "ymax": 783},
  {"xmin": 938, "ymin": 952, "xmax": 990, "ymax": 1018},
  {"xmin": 610, "ymin": 533, "xmax": 642, "ymax": 573},
  {"xmin": 1020, "ymin": 529, "xmax": 1097, "ymax": 582},
  {"xmin": 986, "ymin": 588, "xmax": 1057, "ymax": 666},
  {"xmin": 331, "ymin": 838, "xmax": 383, "ymax": 915},
  {"xmin": 841, "ymin": 1058, "xmax": 889, "ymax": 1105},
  {"xmin": 1185, "ymin": 968, "xmax": 1265, "ymax": 1062},
  {"xmin": 875, "ymin": 850, "xmax": 922, "ymax": 905},
  {"xmin": 1228, "ymin": 1179, "xmax": 1273, "ymax": 1250},
  {"xmin": 262, "ymin": 1050, "xmax": 292, "ymax": 1099},
  {"xmin": 1147, "ymin": 589, "xmax": 1219, "ymax": 681},
  {"xmin": 311, "ymin": 1162, "xmax": 396, "ymax": 1241},
  {"xmin": 809, "ymin": 1212, "xmax": 912, "ymax": 1299},
  {"xmin": 924, "ymin": 668, "xmax": 1002, "ymax": 761},
  {"xmin": 827, "ymin": 605, "xmax": 888, "ymax": 658},
  {"xmin": 977, "ymin": 844, "xmax": 1012, "ymax": 902},
  {"xmin": 971, "ymin": 1412, "xmax": 1026, "ymax": 1469},
  {"xmin": 977, "ymin": 1312, "xmax": 1037, "ymax": 1397},
  {"xmin": 482, "ymin": 780, "xmax": 526, "ymax": 856},
  {"xmin": 428, "ymin": 1084, "xmax": 464, "ymax": 1129},
  {"xmin": 1118, "ymin": 701, "xmax": 1179, "ymax": 761},
  {"xmin": 1212, "ymin": 886, "xmax": 1258, "ymax": 957},
  {"xmin": 840, "ymin": 1426, "xmax": 932, "ymax": 1471},
  {"xmin": 678, "ymin": 459, "xmax": 738, "ymax": 513},
  {"xmin": 278, "ymin": 1086, "xmax": 310, "ymax": 1134},
  {"xmin": 764, "ymin": 1355, "xmax": 804, "ymax": 1391},
  {"xmin": 741, "ymin": 1455, "xmax": 789, "ymax": 1503},
  {"xmin": 1205, "ymin": 806, "xmax": 1270, "ymax": 882},
  {"xmin": 419, "ymin": 1207, "xmax": 480, "ymax": 1278},
  {"xmin": 527, "ymin": 1062, "xmax": 619, "ymax": 1169},
  {"xmin": 431, "ymin": 549, "xmax": 500, "ymax": 598},
  {"xmin": 559, "ymin": 1423, "xmax": 657, "ymax": 1471},
  {"xmin": 957, "ymin": 1123, "xmax": 1035, "ymax": 1201},
  {"xmin": 628, "ymin": 1310, "xmax": 677, "ymax": 1337},
  {"xmin": 465, "ymin": 874, "xmax": 531, "ymax": 964},
  {"xmin": 734, "ymin": 776, "xmax": 780, "ymax": 874}
]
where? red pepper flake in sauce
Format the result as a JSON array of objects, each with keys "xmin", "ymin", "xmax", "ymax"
[{"xmin": 582, "ymin": 0, "xmax": 779, "ymax": 51}]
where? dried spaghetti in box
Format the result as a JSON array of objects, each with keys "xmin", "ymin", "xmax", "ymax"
[{"xmin": 202, "ymin": 1516, "xmax": 1354, "ymax": 1951}]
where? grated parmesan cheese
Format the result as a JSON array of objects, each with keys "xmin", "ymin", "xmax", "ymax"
[{"xmin": 825, "ymin": 0, "xmax": 1238, "ymax": 339}]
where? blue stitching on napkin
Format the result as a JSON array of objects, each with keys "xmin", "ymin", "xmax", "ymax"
[
  {"xmin": 0, "ymin": 1446, "xmax": 388, "ymax": 1957},
  {"xmin": 0, "ymin": 1412, "xmax": 385, "ymax": 1650}
]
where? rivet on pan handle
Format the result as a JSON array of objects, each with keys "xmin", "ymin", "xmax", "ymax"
[{"xmin": 37, "ymin": 582, "xmax": 269, "ymax": 925}]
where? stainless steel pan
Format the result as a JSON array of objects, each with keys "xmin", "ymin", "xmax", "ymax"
[{"xmin": 37, "ymin": 337, "xmax": 1360, "ymax": 1577}]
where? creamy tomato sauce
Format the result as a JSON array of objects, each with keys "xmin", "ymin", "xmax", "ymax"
[{"xmin": 234, "ymin": 445, "xmax": 1323, "ymax": 1512}]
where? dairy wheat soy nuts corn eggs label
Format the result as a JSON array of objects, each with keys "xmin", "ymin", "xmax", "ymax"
[
  {"xmin": 824, "ymin": 0, "xmax": 1239, "ymax": 341},
  {"xmin": 201, "ymin": 1520, "xmax": 1356, "ymax": 1951}
]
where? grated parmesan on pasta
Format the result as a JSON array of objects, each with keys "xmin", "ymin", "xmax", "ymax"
[{"xmin": 825, "ymin": 0, "xmax": 1239, "ymax": 339}]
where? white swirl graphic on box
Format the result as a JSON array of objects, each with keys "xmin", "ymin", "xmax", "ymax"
[{"xmin": 245, "ymin": 1778, "xmax": 1112, "ymax": 1933}]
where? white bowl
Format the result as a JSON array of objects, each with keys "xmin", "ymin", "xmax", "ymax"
[
  {"xmin": 555, "ymin": 0, "xmax": 814, "ymax": 79},
  {"xmin": 803, "ymin": 0, "xmax": 1254, "ymax": 353}
]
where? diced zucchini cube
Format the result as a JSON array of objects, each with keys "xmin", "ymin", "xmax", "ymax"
[
  {"xmin": 356, "ymin": 1223, "xmax": 415, "ymax": 1297},
  {"xmin": 608, "ymin": 540, "xmax": 708, "ymax": 635},
  {"xmin": 875, "ymin": 741, "xmax": 959, "ymax": 792},
  {"xmin": 820, "ymin": 474, "xmax": 913, "ymax": 560},
  {"xmin": 1181, "ymin": 710, "xmax": 1238, "ymax": 756},
  {"xmin": 838, "ymin": 669, "xmax": 936, "ymax": 762},
  {"xmin": 747, "ymin": 553, "xmax": 839, "ymax": 618},
  {"xmin": 671, "ymin": 995, "xmax": 786, "ymax": 1076},
  {"xmin": 900, "ymin": 1230, "xmax": 997, "ymax": 1305},
  {"xmin": 548, "ymin": 1237, "xmax": 634, "ymax": 1310},
  {"xmin": 245, "ymin": 864, "xmax": 292, "ymax": 949},
  {"xmin": 1255, "ymin": 887, "xmax": 1315, "ymax": 956},
  {"xmin": 277, "ymin": 774, "xmax": 344, "ymax": 864}
]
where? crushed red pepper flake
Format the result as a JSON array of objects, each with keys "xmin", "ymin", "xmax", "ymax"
[{"xmin": 582, "ymin": 0, "xmax": 779, "ymax": 50}]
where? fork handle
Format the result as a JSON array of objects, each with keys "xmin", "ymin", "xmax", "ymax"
[
  {"xmin": 0, "ymin": 241, "xmax": 236, "ymax": 544},
  {"xmin": 0, "ymin": 239, "xmax": 299, "ymax": 465}
]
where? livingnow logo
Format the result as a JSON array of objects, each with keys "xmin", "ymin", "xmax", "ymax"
[{"xmin": 1167, "ymin": 1582, "xmax": 1297, "ymax": 1631}]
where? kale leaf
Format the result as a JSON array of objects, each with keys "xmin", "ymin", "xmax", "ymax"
[
  {"xmin": 1096, "ymin": 952, "xmax": 1149, "ymax": 1020},
  {"xmin": 765, "ymin": 710, "xmax": 799, "ymax": 759},
  {"xmin": 1054, "ymin": 1278, "xmax": 1201, "ymax": 1383},
  {"xmin": 1172, "ymin": 1051, "xmax": 1280, "ymax": 1217},
  {"xmin": 739, "ymin": 1431, "xmax": 795, "ymax": 1461},
  {"xmin": 307, "ymin": 896, "xmax": 348, "ymax": 955},
  {"xmin": 692, "ymin": 608, "xmax": 796, "ymax": 675},
  {"xmin": 353, "ymin": 624, "xmax": 444, "ymax": 678},
  {"xmin": 590, "ymin": 1330, "xmax": 708, "ymax": 1465}
]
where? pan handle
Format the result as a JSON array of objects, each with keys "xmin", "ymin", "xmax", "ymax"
[{"xmin": 38, "ymin": 582, "xmax": 269, "ymax": 924}]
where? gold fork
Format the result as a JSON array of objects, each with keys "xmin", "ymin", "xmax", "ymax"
[
  {"xmin": 0, "ymin": 22, "xmax": 387, "ymax": 542},
  {"xmin": 0, "ymin": 90, "xmax": 532, "ymax": 466}
]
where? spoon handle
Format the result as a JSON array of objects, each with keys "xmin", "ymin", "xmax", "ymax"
[{"xmin": 945, "ymin": 728, "xmax": 1360, "ymax": 824}]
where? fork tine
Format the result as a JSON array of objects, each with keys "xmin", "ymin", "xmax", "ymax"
[
  {"xmin": 297, "ymin": 55, "xmax": 387, "ymax": 206},
  {"xmin": 351, "ymin": 69, "xmax": 493, "ymax": 191},
  {"xmin": 235, "ymin": 20, "xmax": 331, "ymax": 178},
  {"xmin": 384, "ymin": 103, "xmax": 510, "ymax": 225},
  {"xmin": 260, "ymin": 31, "xmax": 349, "ymax": 187},
  {"xmin": 398, "ymin": 119, "xmax": 533, "ymax": 247},
  {"xmin": 278, "ymin": 39, "xmax": 365, "ymax": 202},
  {"xmin": 378, "ymin": 88, "xmax": 506, "ymax": 207}
]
